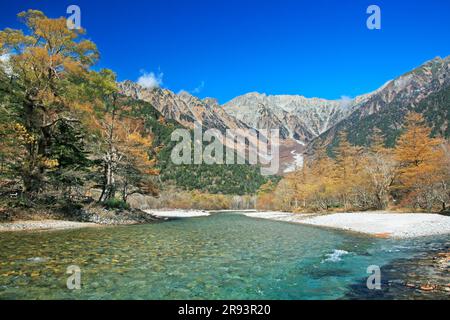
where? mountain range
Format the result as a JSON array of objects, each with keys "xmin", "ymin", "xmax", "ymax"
[{"xmin": 119, "ymin": 56, "xmax": 450, "ymax": 173}]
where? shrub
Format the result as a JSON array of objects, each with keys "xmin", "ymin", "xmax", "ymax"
[{"xmin": 103, "ymin": 198, "xmax": 130, "ymax": 210}]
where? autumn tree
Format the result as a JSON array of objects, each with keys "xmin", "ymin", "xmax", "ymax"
[
  {"xmin": 256, "ymin": 180, "xmax": 276, "ymax": 210},
  {"xmin": 304, "ymin": 153, "xmax": 337, "ymax": 211},
  {"xmin": 334, "ymin": 132, "xmax": 363, "ymax": 209},
  {"xmin": 272, "ymin": 178, "xmax": 297, "ymax": 211},
  {"xmin": 394, "ymin": 112, "xmax": 445, "ymax": 210},
  {"xmin": 115, "ymin": 117, "xmax": 159, "ymax": 202},
  {"xmin": 361, "ymin": 128, "xmax": 397, "ymax": 209},
  {"xmin": 0, "ymin": 10, "xmax": 98, "ymax": 195},
  {"xmin": 86, "ymin": 70, "xmax": 159, "ymax": 203}
]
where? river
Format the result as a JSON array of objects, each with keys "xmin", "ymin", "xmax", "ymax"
[{"xmin": 0, "ymin": 212, "xmax": 448, "ymax": 299}]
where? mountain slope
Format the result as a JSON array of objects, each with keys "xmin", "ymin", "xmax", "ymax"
[
  {"xmin": 119, "ymin": 81, "xmax": 250, "ymax": 133},
  {"xmin": 222, "ymin": 92, "xmax": 372, "ymax": 143},
  {"xmin": 310, "ymin": 56, "xmax": 450, "ymax": 154},
  {"xmin": 221, "ymin": 91, "xmax": 374, "ymax": 172},
  {"xmin": 118, "ymin": 82, "xmax": 274, "ymax": 171},
  {"xmin": 120, "ymin": 95, "xmax": 277, "ymax": 195}
]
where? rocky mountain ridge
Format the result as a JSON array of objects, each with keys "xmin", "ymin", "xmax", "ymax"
[
  {"xmin": 119, "ymin": 55, "xmax": 450, "ymax": 173},
  {"xmin": 119, "ymin": 81, "xmax": 251, "ymax": 133},
  {"xmin": 311, "ymin": 55, "xmax": 450, "ymax": 152}
]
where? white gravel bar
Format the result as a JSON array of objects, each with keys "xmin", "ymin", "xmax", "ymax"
[
  {"xmin": 0, "ymin": 220, "xmax": 99, "ymax": 232},
  {"xmin": 144, "ymin": 209, "xmax": 210, "ymax": 218},
  {"xmin": 243, "ymin": 211, "xmax": 450, "ymax": 238},
  {"xmin": 243, "ymin": 211, "xmax": 316, "ymax": 222}
]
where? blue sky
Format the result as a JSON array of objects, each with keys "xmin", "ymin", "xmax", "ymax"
[{"xmin": 1, "ymin": 0, "xmax": 449, "ymax": 103}]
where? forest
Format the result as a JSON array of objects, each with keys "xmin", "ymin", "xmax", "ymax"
[
  {"xmin": 0, "ymin": 10, "xmax": 161, "ymax": 209},
  {"xmin": 257, "ymin": 112, "xmax": 450, "ymax": 214},
  {"xmin": 0, "ymin": 10, "xmax": 273, "ymax": 220}
]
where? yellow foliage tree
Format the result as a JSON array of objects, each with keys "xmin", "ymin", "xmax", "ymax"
[
  {"xmin": 361, "ymin": 128, "xmax": 396, "ymax": 209},
  {"xmin": 0, "ymin": 10, "xmax": 98, "ymax": 193},
  {"xmin": 394, "ymin": 112, "xmax": 445, "ymax": 210},
  {"xmin": 334, "ymin": 132, "xmax": 363, "ymax": 209}
]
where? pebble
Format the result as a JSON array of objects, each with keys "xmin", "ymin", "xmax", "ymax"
[{"xmin": 419, "ymin": 284, "xmax": 436, "ymax": 291}]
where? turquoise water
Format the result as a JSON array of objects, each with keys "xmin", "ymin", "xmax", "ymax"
[{"xmin": 0, "ymin": 213, "xmax": 447, "ymax": 300}]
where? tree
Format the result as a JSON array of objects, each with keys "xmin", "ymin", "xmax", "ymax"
[
  {"xmin": 115, "ymin": 117, "xmax": 159, "ymax": 202},
  {"xmin": 394, "ymin": 112, "xmax": 445, "ymax": 210},
  {"xmin": 334, "ymin": 131, "xmax": 363, "ymax": 209},
  {"xmin": 86, "ymin": 70, "xmax": 159, "ymax": 203},
  {"xmin": 256, "ymin": 180, "xmax": 276, "ymax": 210},
  {"xmin": 362, "ymin": 128, "xmax": 397, "ymax": 209},
  {"xmin": 0, "ymin": 10, "xmax": 98, "ymax": 195}
]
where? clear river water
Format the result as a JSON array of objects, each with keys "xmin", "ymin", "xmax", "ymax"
[{"xmin": 0, "ymin": 212, "xmax": 448, "ymax": 299}]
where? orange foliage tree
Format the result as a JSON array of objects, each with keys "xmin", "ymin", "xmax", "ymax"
[
  {"xmin": 0, "ymin": 10, "xmax": 98, "ymax": 194},
  {"xmin": 87, "ymin": 70, "xmax": 159, "ymax": 203},
  {"xmin": 394, "ymin": 112, "xmax": 446, "ymax": 210}
]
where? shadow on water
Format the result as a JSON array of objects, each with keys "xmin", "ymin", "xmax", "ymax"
[{"xmin": 343, "ymin": 243, "xmax": 450, "ymax": 300}]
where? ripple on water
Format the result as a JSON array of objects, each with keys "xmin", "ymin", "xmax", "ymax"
[{"xmin": 322, "ymin": 250, "xmax": 350, "ymax": 263}]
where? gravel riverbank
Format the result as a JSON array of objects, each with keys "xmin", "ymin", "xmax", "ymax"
[
  {"xmin": 0, "ymin": 220, "xmax": 99, "ymax": 232},
  {"xmin": 0, "ymin": 209, "xmax": 208, "ymax": 232},
  {"xmin": 243, "ymin": 211, "xmax": 450, "ymax": 239},
  {"xmin": 144, "ymin": 209, "xmax": 210, "ymax": 218}
]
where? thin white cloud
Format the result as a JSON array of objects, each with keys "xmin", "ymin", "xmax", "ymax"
[
  {"xmin": 177, "ymin": 89, "xmax": 189, "ymax": 95},
  {"xmin": 338, "ymin": 95, "xmax": 354, "ymax": 108},
  {"xmin": 191, "ymin": 81, "xmax": 205, "ymax": 94},
  {"xmin": 177, "ymin": 81, "xmax": 206, "ymax": 96},
  {"xmin": 137, "ymin": 71, "xmax": 163, "ymax": 89}
]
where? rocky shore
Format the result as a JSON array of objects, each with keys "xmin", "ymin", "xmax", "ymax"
[
  {"xmin": 344, "ymin": 249, "xmax": 450, "ymax": 299},
  {"xmin": 78, "ymin": 206, "xmax": 166, "ymax": 225},
  {"xmin": 0, "ymin": 208, "xmax": 216, "ymax": 232},
  {"xmin": 0, "ymin": 206, "xmax": 167, "ymax": 232},
  {"xmin": 0, "ymin": 220, "xmax": 99, "ymax": 232}
]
